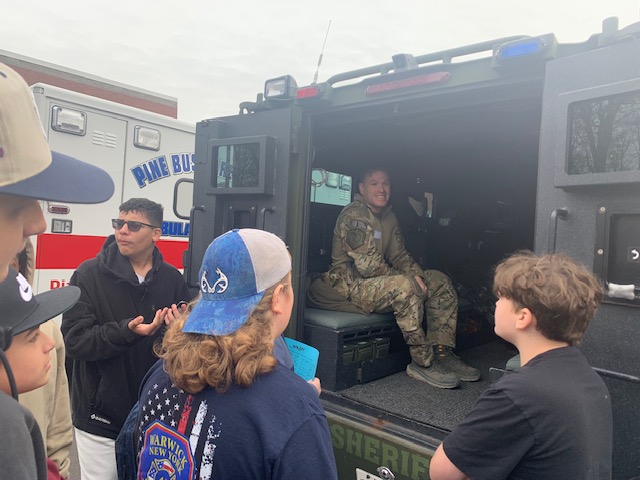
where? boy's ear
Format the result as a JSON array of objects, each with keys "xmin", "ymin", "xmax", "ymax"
[
  {"xmin": 515, "ymin": 307, "xmax": 534, "ymax": 330},
  {"xmin": 270, "ymin": 284, "xmax": 286, "ymax": 315},
  {"xmin": 152, "ymin": 227, "xmax": 162, "ymax": 242}
]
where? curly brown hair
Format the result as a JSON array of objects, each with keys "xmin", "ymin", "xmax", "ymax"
[
  {"xmin": 493, "ymin": 251, "xmax": 603, "ymax": 345},
  {"xmin": 156, "ymin": 281, "xmax": 284, "ymax": 394}
]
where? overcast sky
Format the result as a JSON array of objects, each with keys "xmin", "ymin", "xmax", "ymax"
[{"xmin": 2, "ymin": 1, "xmax": 638, "ymax": 123}]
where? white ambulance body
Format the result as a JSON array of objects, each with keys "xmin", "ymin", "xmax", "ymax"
[{"xmin": 30, "ymin": 83, "xmax": 195, "ymax": 295}]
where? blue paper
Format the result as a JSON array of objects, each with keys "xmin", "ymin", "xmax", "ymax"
[{"xmin": 284, "ymin": 337, "xmax": 319, "ymax": 381}]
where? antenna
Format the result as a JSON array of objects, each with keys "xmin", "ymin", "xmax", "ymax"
[{"xmin": 313, "ymin": 20, "xmax": 332, "ymax": 84}]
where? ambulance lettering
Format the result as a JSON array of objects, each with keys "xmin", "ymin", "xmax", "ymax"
[
  {"xmin": 50, "ymin": 279, "xmax": 68, "ymax": 289},
  {"xmin": 131, "ymin": 153, "xmax": 194, "ymax": 188},
  {"xmin": 162, "ymin": 221, "xmax": 190, "ymax": 238}
]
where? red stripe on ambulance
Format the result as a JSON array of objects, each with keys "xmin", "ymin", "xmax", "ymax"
[{"xmin": 36, "ymin": 233, "xmax": 188, "ymax": 270}]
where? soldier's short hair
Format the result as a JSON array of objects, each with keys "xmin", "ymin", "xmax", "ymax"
[
  {"xmin": 358, "ymin": 166, "xmax": 390, "ymax": 185},
  {"xmin": 492, "ymin": 251, "xmax": 603, "ymax": 345},
  {"xmin": 119, "ymin": 198, "xmax": 163, "ymax": 227}
]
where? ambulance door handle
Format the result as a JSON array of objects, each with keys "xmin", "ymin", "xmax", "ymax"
[
  {"xmin": 173, "ymin": 178, "xmax": 194, "ymax": 220},
  {"xmin": 547, "ymin": 208, "xmax": 568, "ymax": 253},
  {"xmin": 185, "ymin": 205, "xmax": 205, "ymax": 286},
  {"xmin": 260, "ymin": 207, "xmax": 275, "ymax": 230}
]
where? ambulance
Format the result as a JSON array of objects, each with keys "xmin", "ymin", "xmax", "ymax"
[
  {"xmin": 31, "ymin": 84, "xmax": 195, "ymax": 295},
  {"xmin": 181, "ymin": 17, "xmax": 639, "ymax": 479}
]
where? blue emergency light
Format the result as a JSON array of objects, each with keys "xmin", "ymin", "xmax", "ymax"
[
  {"xmin": 496, "ymin": 38, "xmax": 546, "ymax": 59},
  {"xmin": 492, "ymin": 34, "xmax": 557, "ymax": 68}
]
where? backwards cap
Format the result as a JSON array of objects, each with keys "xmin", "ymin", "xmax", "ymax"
[
  {"xmin": 0, "ymin": 62, "xmax": 114, "ymax": 203},
  {"xmin": 183, "ymin": 229, "xmax": 292, "ymax": 336},
  {"xmin": 0, "ymin": 269, "xmax": 80, "ymax": 350}
]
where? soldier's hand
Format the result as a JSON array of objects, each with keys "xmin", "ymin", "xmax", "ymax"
[
  {"xmin": 128, "ymin": 308, "xmax": 169, "ymax": 336},
  {"xmin": 415, "ymin": 276, "xmax": 428, "ymax": 295}
]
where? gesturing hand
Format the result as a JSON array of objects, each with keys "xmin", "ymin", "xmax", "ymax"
[
  {"xmin": 128, "ymin": 308, "xmax": 170, "ymax": 336},
  {"xmin": 163, "ymin": 302, "xmax": 189, "ymax": 326}
]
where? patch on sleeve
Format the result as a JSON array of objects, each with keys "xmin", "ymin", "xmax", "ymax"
[
  {"xmin": 347, "ymin": 229, "xmax": 366, "ymax": 249},
  {"xmin": 138, "ymin": 421, "xmax": 195, "ymax": 480}
]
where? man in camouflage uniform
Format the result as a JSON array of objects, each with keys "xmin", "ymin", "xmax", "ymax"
[{"xmin": 321, "ymin": 168, "xmax": 480, "ymax": 388}]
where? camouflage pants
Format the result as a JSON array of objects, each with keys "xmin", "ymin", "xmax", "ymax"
[{"xmin": 348, "ymin": 270, "xmax": 457, "ymax": 367}]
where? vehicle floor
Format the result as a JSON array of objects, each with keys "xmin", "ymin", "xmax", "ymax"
[{"xmin": 332, "ymin": 340, "xmax": 516, "ymax": 432}]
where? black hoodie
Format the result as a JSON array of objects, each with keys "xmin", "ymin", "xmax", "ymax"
[{"xmin": 62, "ymin": 235, "xmax": 191, "ymax": 439}]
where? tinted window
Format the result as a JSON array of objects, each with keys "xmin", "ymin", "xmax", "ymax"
[
  {"xmin": 568, "ymin": 91, "xmax": 640, "ymax": 174},
  {"xmin": 213, "ymin": 143, "xmax": 260, "ymax": 188}
]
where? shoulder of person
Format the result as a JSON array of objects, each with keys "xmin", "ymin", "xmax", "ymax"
[
  {"xmin": 338, "ymin": 204, "xmax": 372, "ymax": 228},
  {"xmin": 75, "ymin": 256, "xmax": 99, "ymax": 271}
]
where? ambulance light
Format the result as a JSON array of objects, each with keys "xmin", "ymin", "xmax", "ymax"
[
  {"xmin": 48, "ymin": 204, "xmax": 70, "ymax": 215},
  {"xmin": 297, "ymin": 85, "xmax": 322, "ymax": 99},
  {"xmin": 134, "ymin": 126, "xmax": 161, "ymax": 151},
  {"xmin": 365, "ymin": 72, "xmax": 451, "ymax": 95},
  {"xmin": 51, "ymin": 106, "xmax": 86, "ymax": 136},
  {"xmin": 264, "ymin": 75, "xmax": 298, "ymax": 100}
]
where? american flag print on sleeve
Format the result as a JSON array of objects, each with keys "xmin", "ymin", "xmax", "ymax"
[{"xmin": 137, "ymin": 381, "xmax": 222, "ymax": 480}]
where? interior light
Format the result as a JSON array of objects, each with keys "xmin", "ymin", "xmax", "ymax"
[
  {"xmin": 134, "ymin": 126, "xmax": 161, "ymax": 151},
  {"xmin": 264, "ymin": 75, "xmax": 298, "ymax": 100},
  {"xmin": 51, "ymin": 106, "xmax": 86, "ymax": 136}
]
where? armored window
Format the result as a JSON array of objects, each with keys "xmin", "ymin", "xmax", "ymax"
[
  {"xmin": 567, "ymin": 91, "xmax": 640, "ymax": 175},
  {"xmin": 214, "ymin": 143, "xmax": 260, "ymax": 188},
  {"xmin": 206, "ymin": 136, "xmax": 276, "ymax": 195}
]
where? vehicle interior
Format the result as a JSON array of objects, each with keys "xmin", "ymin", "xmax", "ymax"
[{"xmin": 303, "ymin": 90, "xmax": 544, "ymax": 431}]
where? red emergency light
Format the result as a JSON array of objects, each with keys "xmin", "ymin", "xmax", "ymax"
[
  {"xmin": 365, "ymin": 72, "xmax": 451, "ymax": 95},
  {"xmin": 297, "ymin": 85, "xmax": 323, "ymax": 99}
]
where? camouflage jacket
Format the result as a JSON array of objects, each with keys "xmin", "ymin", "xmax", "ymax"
[{"xmin": 325, "ymin": 195, "xmax": 424, "ymax": 294}]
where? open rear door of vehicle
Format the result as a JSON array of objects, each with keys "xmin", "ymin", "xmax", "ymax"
[
  {"xmin": 535, "ymin": 21, "xmax": 640, "ymax": 480},
  {"xmin": 186, "ymin": 108, "xmax": 294, "ymax": 289}
]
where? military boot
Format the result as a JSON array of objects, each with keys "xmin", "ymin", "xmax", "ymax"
[
  {"xmin": 403, "ymin": 329, "xmax": 459, "ymax": 388},
  {"xmin": 403, "ymin": 329, "xmax": 432, "ymax": 367},
  {"xmin": 433, "ymin": 345, "xmax": 481, "ymax": 382},
  {"xmin": 406, "ymin": 361, "xmax": 460, "ymax": 389}
]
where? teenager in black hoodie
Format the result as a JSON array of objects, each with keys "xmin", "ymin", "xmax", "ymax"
[{"xmin": 62, "ymin": 198, "xmax": 191, "ymax": 480}]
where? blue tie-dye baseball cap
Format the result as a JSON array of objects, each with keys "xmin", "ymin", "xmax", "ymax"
[{"xmin": 182, "ymin": 229, "xmax": 291, "ymax": 336}]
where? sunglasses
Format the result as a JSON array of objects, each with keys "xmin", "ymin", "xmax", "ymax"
[{"xmin": 111, "ymin": 219, "xmax": 160, "ymax": 232}]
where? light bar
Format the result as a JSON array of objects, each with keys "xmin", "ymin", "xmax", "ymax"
[
  {"xmin": 51, "ymin": 106, "xmax": 86, "ymax": 136},
  {"xmin": 365, "ymin": 72, "xmax": 451, "ymax": 95},
  {"xmin": 134, "ymin": 126, "xmax": 161, "ymax": 151},
  {"xmin": 264, "ymin": 75, "xmax": 298, "ymax": 100}
]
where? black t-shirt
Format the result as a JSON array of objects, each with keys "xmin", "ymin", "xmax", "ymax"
[
  {"xmin": 136, "ymin": 360, "xmax": 337, "ymax": 480},
  {"xmin": 443, "ymin": 346, "xmax": 612, "ymax": 480}
]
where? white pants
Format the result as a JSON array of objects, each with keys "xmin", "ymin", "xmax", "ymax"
[{"xmin": 74, "ymin": 428, "xmax": 118, "ymax": 480}]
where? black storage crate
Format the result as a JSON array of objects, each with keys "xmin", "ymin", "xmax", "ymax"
[{"xmin": 303, "ymin": 308, "xmax": 410, "ymax": 391}]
